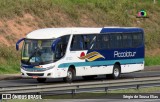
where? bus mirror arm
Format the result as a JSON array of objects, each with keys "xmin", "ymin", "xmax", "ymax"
[
  {"xmin": 16, "ymin": 38, "xmax": 25, "ymax": 51},
  {"xmin": 51, "ymin": 38, "xmax": 61, "ymax": 52}
]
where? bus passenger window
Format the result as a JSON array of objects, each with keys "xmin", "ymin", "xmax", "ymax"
[
  {"xmin": 132, "ymin": 33, "xmax": 142, "ymax": 47},
  {"xmin": 122, "ymin": 34, "xmax": 132, "ymax": 48},
  {"xmin": 71, "ymin": 35, "xmax": 83, "ymax": 51},
  {"xmin": 97, "ymin": 34, "xmax": 109, "ymax": 50},
  {"xmin": 83, "ymin": 35, "xmax": 96, "ymax": 50},
  {"xmin": 54, "ymin": 35, "xmax": 70, "ymax": 60}
]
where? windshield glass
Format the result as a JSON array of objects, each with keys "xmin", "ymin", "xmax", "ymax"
[
  {"xmin": 22, "ymin": 35, "xmax": 70, "ymax": 65},
  {"xmin": 21, "ymin": 39, "xmax": 55, "ymax": 65}
]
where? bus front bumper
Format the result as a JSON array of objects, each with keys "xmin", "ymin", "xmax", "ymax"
[{"xmin": 21, "ymin": 68, "xmax": 56, "ymax": 78}]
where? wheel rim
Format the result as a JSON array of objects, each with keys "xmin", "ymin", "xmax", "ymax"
[
  {"xmin": 67, "ymin": 71, "xmax": 72, "ymax": 80},
  {"xmin": 114, "ymin": 68, "xmax": 119, "ymax": 77}
]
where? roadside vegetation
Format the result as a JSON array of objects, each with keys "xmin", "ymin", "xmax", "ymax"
[
  {"xmin": 43, "ymin": 86, "xmax": 160, "ymax": 99},
  {"xmin": 0, "ymin": 45, "xmax": 20, "ymax": 74},
  {"xmin": 0, "ymin": 0, "xmax": 160, "ymax": 73},
  {"xmin": 145, "ymin": 56, "xmax": 160, "ymax": 66}
]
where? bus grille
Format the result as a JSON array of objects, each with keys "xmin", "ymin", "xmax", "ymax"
[{"xmin": 27, "ymin": 73, "xmax": 44, "ymax": 76}]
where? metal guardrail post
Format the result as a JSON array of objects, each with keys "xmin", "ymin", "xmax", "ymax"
[
  {"xmin": 105, "ymin": 87, "xmax": 108, "ymax": 94},
  {"xmin": 37, "ymin": 92, "xmax": 40, "ymax": 95},
  {"xmin": 136, "ymin": 85, "xmax": 140, "ymax": 90},
  {"xmin": 71, "ymin": 89, "xmax": 76, "ymax": 98}
]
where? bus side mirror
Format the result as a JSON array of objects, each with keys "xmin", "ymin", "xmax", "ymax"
[
  {"xmin": 16, "ymin": 38, "xmax": 25, "ymax": 51},
  {"xmin": 51, "ymin": 38, "xmax": 61, "ymax": 52}
]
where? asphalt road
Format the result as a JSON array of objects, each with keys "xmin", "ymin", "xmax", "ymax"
[{"xmin": 0, "ymin": 71, "xmax": 160, "ymax": 87}]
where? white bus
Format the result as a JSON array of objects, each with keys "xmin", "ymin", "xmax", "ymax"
[{"xmin": 16, "ymin": 27, "xmax": 145, "ymax": 83}]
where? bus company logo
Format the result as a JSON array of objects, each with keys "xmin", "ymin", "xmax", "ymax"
[
  {"xmin": 136, "ymin": 10, "xmax": 149, "ymax": 18},
  {"xmin": 114, "ymin": 51, "xmax": 136, "ymax": 58},
  {"xmin": 78, "ymin": 51, "xmax": 105, "ymax": 61}
]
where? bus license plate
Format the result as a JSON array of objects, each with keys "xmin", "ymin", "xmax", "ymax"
[{"xmin": 32, "ymin": 76, "xmax": 38, "ymax": 78}]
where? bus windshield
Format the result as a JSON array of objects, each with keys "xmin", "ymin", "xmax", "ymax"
[{"xmin": 21, "ymin": 39, "xmax": 55, "ymax": 65}]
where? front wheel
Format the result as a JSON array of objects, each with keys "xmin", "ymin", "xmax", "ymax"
[
  {"xmin": 37, "ymin": 78, "xmax": 46, "ymax": 83},
  {"xmin": 112, "ymin": 64, "xmax": 121, "ymax": 79},
  {"xmin": 63, "ymin": 68, "xmax": 75, "ymax": 83}
]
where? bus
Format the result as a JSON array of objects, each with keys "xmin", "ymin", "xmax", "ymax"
[{"xmin": 16, "ymin": 27, "xmax": 145, "ymax": 83}]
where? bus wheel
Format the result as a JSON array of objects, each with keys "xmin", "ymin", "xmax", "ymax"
[
  {"xmin": 37, "ymin": 78, "xmax": 46, "ymax": 83},
  {"xmin": 63, "ymin": 68, "xmax": 75, "ymax": 83},
  {"xmin": 112, "ymin": 64, "xmax": 121, "ymax": 79}
]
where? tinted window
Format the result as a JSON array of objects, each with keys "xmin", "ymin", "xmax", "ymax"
[
  {"xmin": 55, "ymin": 35, "xmax": 70, "ymax": 59},
  {"xmin": 70, "ymin": 35, "xmax": 84, "ymax": 51},
  {"xmin": 70, "ymin": 34, "xmax": 97, "ymax": 50},
  {"xmin": 110, "ymin": 34, "xmax": 122, "ymax": 49},
  {"xmin": 132, "ymin": 33, "xmax": 143, "ymax": 47},
  {"xmin": 70, "ymin": 32, "xmax": 143, "ymax": 51},
  {"xmin": 122, "ymin": 33, "xmax": 132, "ymax": 48},
  {"xmin": 97, "ymin": 34, "xmax": 109, "ymax": 49},
  {"xmin": 83, "ymin": 35, "xmax": 97, "ymax": 50}
]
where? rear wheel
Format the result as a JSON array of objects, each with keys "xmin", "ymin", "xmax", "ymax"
[
  {"xmin": 112, "ymin": 64, "xmax": 121, "ymax": 79},
  {"xmin": 63, "ymin": 68, "xmax": 75, "ymax": 83},
  {"xmin": 37, "ymin": 78, "xmax": 46, "ymax": 83}
]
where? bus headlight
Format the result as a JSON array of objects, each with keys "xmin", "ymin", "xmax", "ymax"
[{"xmin": 46, "ymin": 65, "xmax": 55, "ymax": 70}]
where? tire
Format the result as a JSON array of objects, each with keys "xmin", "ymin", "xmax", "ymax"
[
  {"xmin": 112, "ymin": 64, "xmax": 121, "ymax": 79},
  {"xmin": 63, "ymin": 68, "xmax": 75, "ymax": 83},
  {"xmin": 37, "ymin": 78, "xmax": 46, "ymax": 83}
]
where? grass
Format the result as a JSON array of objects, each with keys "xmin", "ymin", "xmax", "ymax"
[
  {"xmin": 145, "ymin": 55, "xmax": 160, "ymax": 66},
  {"xmin": 0, "ymin": 0, "xmax": 159, "ymax": 48},
  {"xmin": 109, "ymin": 86, "xmax": 160, "ymax": 93},
  {"xmin": 0, "ymin": 45, "xmax": 20, "ymax": 74},
  {"xmin": 43, "ymin": 86, "xmax": 160, "ymax": 99}
]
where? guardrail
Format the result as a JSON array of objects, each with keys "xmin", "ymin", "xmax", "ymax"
[{"xmin": 0, "ymin": 76, "xmax": 160, "ymax": 95}]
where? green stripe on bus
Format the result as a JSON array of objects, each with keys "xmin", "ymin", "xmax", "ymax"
[{"xmin": 58, "ymin": 58, "xmax": 144, "ymax": 68}]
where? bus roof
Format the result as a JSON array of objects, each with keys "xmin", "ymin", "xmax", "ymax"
[{"xmin": 26, "ymin": 27, "xmax": 143, "ymax": 39}]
